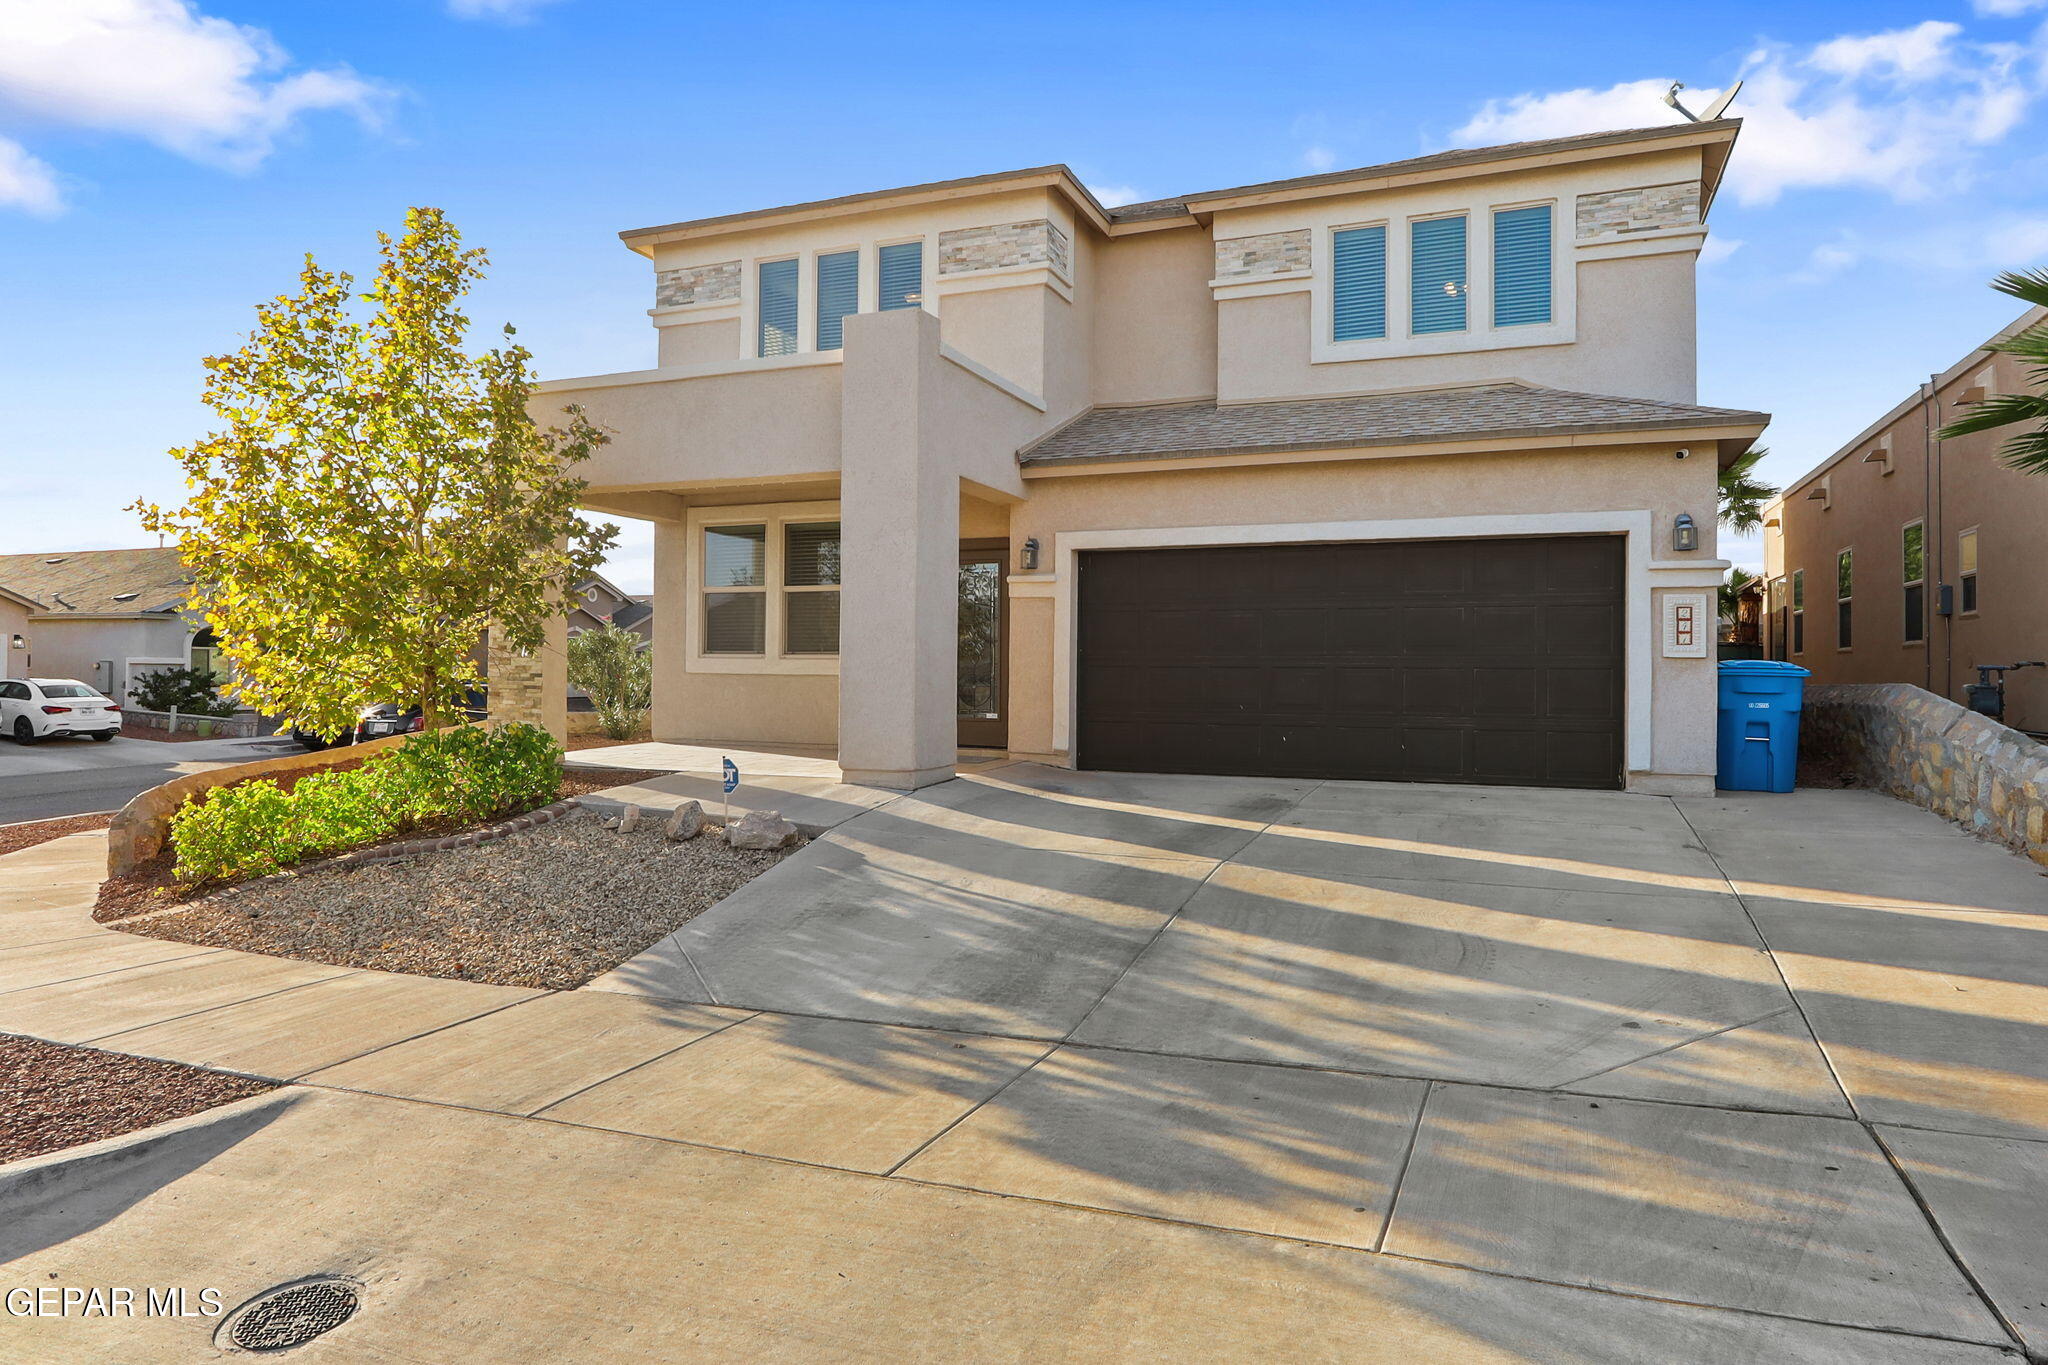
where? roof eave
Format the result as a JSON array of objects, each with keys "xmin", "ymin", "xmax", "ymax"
[
  {"xmin": 618, "ymin": 165, "xmax": 1114, "ymax": 256},
  {"xmin": 1020, "ymin": 416, "xmax": 1769, "ymax": 471},
  {"xmin": 1173, "ymin": 121, "xmax": 1741, "ymax": 220}
]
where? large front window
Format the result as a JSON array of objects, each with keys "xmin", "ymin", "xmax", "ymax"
[{"xmin": 700, "ymin": 517, "xmax": 841, "ymax": 659}]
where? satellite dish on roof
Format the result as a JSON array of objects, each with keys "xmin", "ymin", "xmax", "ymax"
[{"xmin": 1662, "ymin": 80, "xmax": 1742, "ymax": 123}]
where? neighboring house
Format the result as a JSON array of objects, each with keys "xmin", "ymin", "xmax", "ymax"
[
  {"xmin": 532, "ymin": 119, "xmax": 1767, "ymax": 793},
  {"xmin": 567, "ymin": 572, "xmax": 639, "ymax": 638},
  {"xmin": 611, "ymin": 595, "xmax": 654, "ymax": 649},
  {"xmin": 1761, "ymin": 306, "xmax": 2048, "ymax": 733},
  {"xmin": 0, "ymin": 548, "xmax": 210, "ymax": 701},
  {"xmin": 0, "ymin": 584, "xmax": 34, "ymax": 674}
]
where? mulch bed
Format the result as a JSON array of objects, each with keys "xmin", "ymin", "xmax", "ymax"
[
  {"xmin": 115, "ymin": 815, "xmax": 798, "ymax": 990},
  {"xmin": 92, "ymin": 764, "xmax": 676, "ymax": 924},
  {"xmin": 0, "ymin": 1033, "xmax": 275, "ymax": 1166},
  {"xmin": 0, "ymin": 812, "xmax": 114, "ymax": 860}
]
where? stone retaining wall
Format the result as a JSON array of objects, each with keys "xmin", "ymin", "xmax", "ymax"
[{"xmin": 1803, "ymin": 682, "xmax": 2048, "ymax": 866}]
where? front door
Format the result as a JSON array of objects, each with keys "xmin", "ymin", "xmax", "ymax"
[{"xmin": 957, "ymin": 543, "xmax": 1008, "ymax": 749}]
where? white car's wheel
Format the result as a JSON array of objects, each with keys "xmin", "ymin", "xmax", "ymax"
[{"xmin": 12, "ymin": 716, "xmax": 37, "ymax": 745}]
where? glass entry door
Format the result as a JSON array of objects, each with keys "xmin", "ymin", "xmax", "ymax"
[{"xmin": 957, "ymin": 545, "xmax": 1007, "ymax": 749}]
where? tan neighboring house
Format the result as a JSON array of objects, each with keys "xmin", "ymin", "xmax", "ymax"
[
  {"xmin": 1761, "ymin": 306, "xmax": 2048, "ymax": 733},
  {"xmin": 534, "ymin": 119, "xmax": 1768, "ymax": 794},
  {"xmin": 0, "ymin": 548, "xmax": 211, "ymax": 701},
  {"xmin": 0, "ymin": 584, "xmax": 35, "ymax": 673}
]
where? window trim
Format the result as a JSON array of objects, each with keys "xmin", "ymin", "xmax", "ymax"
[
  {"xmin": 1901, "ymin": 518, "xmax": 1926, "ymax": 646},
  {"xmin": 1958, "ymin": 525, "xmax": 1980, "ymax": 616},
  {"xmin": 1490, "ymin": 200, "xmax": 1555, "ymax": 328},
  {"xmin": 1836, "ymin": 547, "xmax": 1854, "ymax": 652},
  {"xmin": 685, "ymin": 500, "xmax": 842, "ymax": 676}
]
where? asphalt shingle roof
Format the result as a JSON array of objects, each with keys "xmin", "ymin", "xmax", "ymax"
[
  {"xmin": 0, "ymin": 547, "xmax": 192, "ymax": 616},
  {"xmin": 1018, "ymin": 385, "xmax": 1770, "ymax": 467}
]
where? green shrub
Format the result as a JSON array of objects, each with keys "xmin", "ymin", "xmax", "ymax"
[
  {"xmin": 130, "ymin": 666, "xmax": 237, "ymax": 717},
  {"xmin": 169, "ymin": 722, "xmax": 562, "ymax": 885}
]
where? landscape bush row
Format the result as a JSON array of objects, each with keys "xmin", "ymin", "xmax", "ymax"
[{"xmin": 169, "ymin": 722, "xmax": 562, "ymax": 885}]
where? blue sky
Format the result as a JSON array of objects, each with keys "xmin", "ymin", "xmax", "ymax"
[{"xmin": 4, "ymin": 0, "xmax": 2046, "ymax": 590}]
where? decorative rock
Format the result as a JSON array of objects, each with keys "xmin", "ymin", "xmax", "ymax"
[
  {"xmin": 726, "ymin": 808, "xmax": 798, "ymax": 851},
  {"xmin": 617, "ymin": 804, "xmax": 643, "ymax": 835},
  {"xmin": 665, "ymin": 801, "xmax": 706, "ymax": 842}
]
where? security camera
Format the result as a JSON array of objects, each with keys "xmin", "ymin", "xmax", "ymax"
[{"xmin": 1673, "ymin": 448, "xmax": 1691, "ymax": 460}]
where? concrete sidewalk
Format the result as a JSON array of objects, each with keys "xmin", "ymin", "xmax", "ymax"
[{"xmin": 0, "ymin": 766, "xmax": 2043, "ymax": 1360}]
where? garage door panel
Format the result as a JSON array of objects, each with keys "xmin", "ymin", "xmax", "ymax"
[
  {"xmin": 1262, "ymin": 609, "xmax": 1328, "ymax": 655},
  {"xmin": 1078, "ymin": 537, "xmax": 1623, "ymax": 789}
]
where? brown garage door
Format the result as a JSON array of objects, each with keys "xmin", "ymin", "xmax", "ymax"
[{"xmin": 1076, "ymin": 535, "xmax": 1625, "ymax": 789}]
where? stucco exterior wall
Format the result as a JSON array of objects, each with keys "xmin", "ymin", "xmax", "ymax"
[
  {"xmin": 1764, "ymin": 320, "xmax": 2048, "ymax": 731},
  {"xmin": 1090, "ymin": 228, "xmax": 1218, "ymax": 407},
  {"xmin": 0, "ymin": 598, "xmax": 29, "ymax": 677},
  {"xmin": 17, "ymin": 617, "xmax": 193, "ymax": 700}
]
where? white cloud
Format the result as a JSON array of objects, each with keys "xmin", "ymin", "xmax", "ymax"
[
  {"xmin": 1301, "ymin": 145, "xmax": 1337, "ymax": 172},
  {"xmin": 1452, "ymin": 20, "xmax": 2044, "ymax": 206},
  {"xmin": 1086, "ymin": 182, "xmax": 1143, "ymax": 207},
  {"xmin": 1699, "ymin": 235, "xmax": 1744, "ymax": 267},
  {"xmin": 0, "ymin": 0, "xmax": 387, "ymax": 193},
  {"xmin": 0, "ymin": 135, "xmax": 61, "ymax": 215},
  {"xmin": 1973, "ymin": 0, "xmax": 2047, "ymax": 15},
  {"xmin": 447, "ymin": 0, "xmax": 564, "ymax": 19}
]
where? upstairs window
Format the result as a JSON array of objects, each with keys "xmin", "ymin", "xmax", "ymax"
[
  {"xmin": 1491, "ymin": 205, "xmax": 1552, "ymax": 327},
  {"xmin": 1902, "ymin": 521, "xmax": 1926, "ymax": 643},
  {"xmin": 879, "ymin": 241, "xmax": 923, "ymax": 311},
  {"xmin": 1836, "ymin": 548, "xmax": 1854, "ymax": 650},
  {"xmin": 1410, "ymin": 215, "xmax": 1468, "ymax": 335},
  {"xmin": 1958, "ymin": 527, "xmax": 1979, "ymax": 613},
  {"xmin": 757, "ymin": 259, "xmax": 798, "ymax": 358},
  {"xmin": 1332, "ymin": 225, "xmax": 1387, "ymax": 341},
  {"xmin": 815, "ymin": 250, "xmax": 859, "ymax": 351}
]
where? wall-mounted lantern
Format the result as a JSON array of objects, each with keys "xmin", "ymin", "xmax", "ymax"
[
  {"xmin": 8, "ymin": 634, "xmax": 24, "ymax": 651},
  {"xmin": 1020, "ymin": 537, "xmax": 1041, "ymax": 572},
  {"xmin": 1671, "ymin": 513, "xmax": 1699, "ymax": 553}
]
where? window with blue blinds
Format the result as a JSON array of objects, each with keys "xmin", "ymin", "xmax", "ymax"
[
  {"xmin": 1410, "ymin": 215, "xmax": 1468, "ymax": 334},
  {"xmin": 1492, "ymin": 205, "xmax": 1552, "ymax": 327},
  {"xmin": 758, "ymin": 258, "xmax": 798, "ymax": 357},
  {"xmin": 1331, "ymin": 226, "xmax": 1387, "ymax": 341},
  {"xmin": 815, "ymin": 250, "xmax": 859, "ymax": 351},
  {"xmin": 879, "ymin": 241, "xmax": 923, "ymax": 311}
]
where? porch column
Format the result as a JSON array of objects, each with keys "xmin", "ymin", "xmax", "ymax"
[
  {"xmin": 837, "ymin": 307, "xmax": 958, "ymax": 788},
  {"xmin": 486, "ymin": 602, "xmax": 568, "ymax": 744}
]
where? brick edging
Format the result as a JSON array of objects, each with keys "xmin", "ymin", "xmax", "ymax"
[{"xmin": 320, "ymin": 798, "xmax": 586, "ymax": 871}]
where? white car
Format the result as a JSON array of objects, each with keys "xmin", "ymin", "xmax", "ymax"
[{"xmin": 0, "ymin": 677, "xmax": 123, "ymax": 744}]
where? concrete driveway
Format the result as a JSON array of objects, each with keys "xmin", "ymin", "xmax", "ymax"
[{"xmin": 1, "ymin": 767, "xmax": 2044, "ymax": 1361}]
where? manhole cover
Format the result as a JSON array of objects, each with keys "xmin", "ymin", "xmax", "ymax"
[{"xmin": 223, "ymin": 1279, "xmax": 359, "ymax": 1352}]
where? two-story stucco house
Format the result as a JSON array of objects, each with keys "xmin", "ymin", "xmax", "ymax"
[{"xmin": 532, "ymin": 119, "xmax": 1768, "ymax": 794}]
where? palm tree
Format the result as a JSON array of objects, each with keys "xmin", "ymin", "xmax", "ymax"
[
  {"xmin": 1718, "ymin": 446, "xmax": 1776, "ymax": 534},
  {"xmin": 1937, "ymin": 269, "xmax": 2048, "ymax": 473},
  {"xmin": 1719, "ymin": 566, "xmax": 1755, "ymax": 625}
]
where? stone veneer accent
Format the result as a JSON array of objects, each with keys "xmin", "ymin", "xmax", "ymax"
[
  {"xmin": 1803, "ymin": 682, "xmax": 2048, "ymax": 866},
  {"xmin": 654, "ymin": 259, "xmax": 741, "ymax": 309},
  {"xmin": 487, "ymin": 631, "xmax": 550, "ymax": 730},
  {"xmin": 1574, "ymin": 182, "xmax": 1700, "ymax": 239},
  {"xmin": 938, "ymin": 220, "xmax": 1070, "ymax": 282},
  {"xmin": 1214, "ymin": 229, "xmax": 1311, "ymax": 281}
]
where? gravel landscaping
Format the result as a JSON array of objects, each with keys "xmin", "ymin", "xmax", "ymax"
[
  {"xmin": 115, "ymin": 813, "xmax": 800, "ymax": 989},
  {"xmin": 0, "ymin": 1033, "xmax": 275, "ymax": 1165}
]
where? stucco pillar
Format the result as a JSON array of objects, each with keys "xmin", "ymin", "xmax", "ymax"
[
  {"xmin": 837, "ymin": 307, "xmax": 958, "ymax": 788},
  {"xmin": 486, "ymin": 604, "xmax": 568, "ymax": 745}
]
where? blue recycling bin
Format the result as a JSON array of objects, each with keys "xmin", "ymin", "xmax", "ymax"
[{"xmin": 1716, "ymin": 660, "xmax": 1811, "ymax": 793}]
